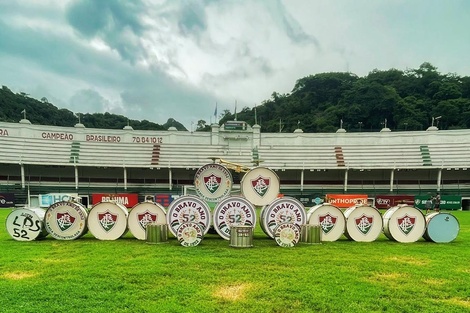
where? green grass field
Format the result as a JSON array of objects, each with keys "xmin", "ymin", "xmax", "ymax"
[{"xmin": 0, "ymin": 209, "xmax": 469, "ymax": 313}]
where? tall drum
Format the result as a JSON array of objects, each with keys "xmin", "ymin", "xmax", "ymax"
[
  {"xmin": 128, "ymin": 201, "xmax": 167, "ymax": 240},
  {"xmin": 44, "ymin": 201, "xmax": 88, "ymax": 240},
  {"xmin": 88, "ymin": 202, "xmax": 129, "ymax": 240},
  {"xmin": 383, "ymin": 205, "xmax": 426, "ymax": 243},
  {"xmin": 194, "ymin": 163, "xmax": 232, "ymax": 202},
  {"xmin": 241, "ymin": 167, "xmax": 280, "ymax": 206},
  {"xmin": 423, "ymin": 212, "xmax": 459, "ymax": 243},
  {"xmin": 306, "ymin": 203, "xmax": 346, "ymax": 242},
  {"xmin": 260, "ymin": 197, "xmax": 306, "ymax": 239},
  {"xmin": 6, "ymin": 208, "xmax": 48, "ymax": 241},
  {"xmin": 213, "ymin": 196, "xmax": 257, "ymax": 240},
  {"xmin": 166, "ymin": 195, "xmax": 211, "ymax": 237},
  {"xmin": 343, "ymin": 205, "xmax": 383, "ymax": 242}
]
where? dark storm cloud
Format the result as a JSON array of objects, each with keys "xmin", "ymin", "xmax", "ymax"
[{"xmin": 66, "ymin": 0, "xmax": 146, "ymax": 62}]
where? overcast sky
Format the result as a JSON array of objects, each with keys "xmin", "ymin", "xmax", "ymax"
[{"xmin": 1, "ymin": 0, "xmax": 470, "ymax": 130}]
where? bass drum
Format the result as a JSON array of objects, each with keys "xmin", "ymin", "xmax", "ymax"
[
  {"xmin": 306, "ymin": 203, "xmax": 345, "ymax": 242},
  {"xmin": 128, "ymin": 202, "xmax": 167, "ymax": 240},
  {"xmin": 383, "ymin": 205, "xmax": 426, "ymax": 243},
  {"xmin": 423, "ymin": 212, "xmax": 459, "ymax": 243},
  {"xmin": 88, "ymin": 202, "xmax": 129, "ymax": 240},
  {"xmin": 44, "ymin": 201, "xmax": 88, "ymax": 240},
  {"xmin": 241, "ymin": 167, "xmax": 280, "ymax": 206},
  {"xmin": 194, "ymin": 163, "xmax": 233, "ymax": 202},
  {"xmin": 6, "ymin": 208, "xmax": 48, "ymax": 241},
  {"xmin": 212, "ymin": 196, "xmax": 256, "ymax": 240},
  {"xmin": 166, "ymin": 195, "xmax": 211, "ymax": 237},
  {"xmin": 260, "ymin": 197, "xmax": 306, "ymax": 239},
  {"xmin": 343, "ymin": 204, "xmax": 382, "ymax": 242}
]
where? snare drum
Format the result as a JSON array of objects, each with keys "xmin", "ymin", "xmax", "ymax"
[{"xmin": 241, "ymin": 167, "xmax": 280, "ymax": 206}]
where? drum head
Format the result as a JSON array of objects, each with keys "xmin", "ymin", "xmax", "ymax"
[
  {"xmin": 6, "ymin": 208, "xmax": 48, "ymax": 241},
  {"xmin": 128, "ymin": 202, "xmax": 167, "ymax": 240},
  {"xmin": 261, "ymin": 197, "xmax": 306, "ymax": 239},
  {"xmin": 88, "ymin": 202, "xmax": 129, "ymax": 240},
  {"xmin": 45, "ymin": 201, "xmax": 88, "ymax": 240},
  {"xmin": 306, "ymin": 204, "xmax": 345, "ymax": 242},
  {"xmin": 194, "ymin": 163, "xmax": 232, "ymax": 202},
  {"xmin": 424, "ymin": 213, "xmax": 459, "ymax": 243},
  {"xmin": 241, "ymin": 167, "xmax": 280, "ymax": 206},
  {"xmin": 383, "ymin": 205, "xmax": 426, "ymax": 243},
  {"xmin": 177, "ymin": 222, "xmax": 204, "ymax": 247},
  {"xmin": 213, "ymin": 196, "xmax": 257, "ymax": 240},
  {"xmin": 166, "ymin": 195, "xmax": 211, "ymax": 237},
  {"xmin": 343, "ymin": 205, "xmax": 382, "ymax": 242}
]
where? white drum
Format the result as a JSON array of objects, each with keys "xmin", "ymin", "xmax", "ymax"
[
  {"xmin": 212, "ymin": 196, "xmax": 257, "ymax": 240},
  {"xmin": 88, "ymin": 202, "xmax": 129, "ymax": 240},
  {"xmin": 44, "ymin": 201, "xmax": 88, "ymax": 240},
  {"xmin": 128, "ymin": 201, "xmax": 167, "ymax": 240},
  {"xmin": 260, "ymin": 197, "xmax": 306, "ymax": 239},
  {"xmin": 176, "ymin": 222, "xmax": 204, "ymax": 247},
  {"xmin": 306, "ymin": 203, "xmax": 345, "ymax": 242},
  {"xmin": 343, "ymin": 205, "xmax": 383, "ymax": 242},
  {"xmin": 241, "ymin": 167, "xmax": 280, "ymax": 206},
  {"xmin": 6, "ymin": 208, "xmax": 48, "ymax": 241},
  {"xmin": 166, "ymin": 195, "xmax": 211, "ymax": 237},
  {"xmin": 194, "ymin": 163, "xmax": 233, "ymax": 202},
  {"xmin": 383, "ymin": 205, "xmax": 426, "ymax": 243},
  {"xmin": 423, "ymin": 212, "xmax": 460, "ymax": 243},
  {"xmin": 274, "ymin": 223, "xmax": 301, "ymax": 247}
]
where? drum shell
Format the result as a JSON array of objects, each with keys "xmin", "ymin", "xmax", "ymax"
[
  {"xmin": 145, "ymin": 223, "xmax": 169, "ymax": 244},
  {"xmin": 423, "ymin": 212, "xmax": 459, "ymax": 243},
  {"xmin": 300, "ymin": 224, "xmax": 321, "ymax": 244},
  {"xmin": 44, "ymin": 201, "xmax": 88, "ymax": 240},
  {"xmin": 241, "ymin": 167, "xmax": 280, "ymax": 206},
  {"xmin": 343, "ymin": 205, "xmax": 383, "ymax": 242},
  {"xmin": 306, "ymin": 203, "xmax": 345, "ymax": 242},
  {"xmin": 87, "ymin": 201, "xmax": 129, "ymax": 240},
  {"xmin": 6, "ymin": 208, "xmax": 48, "ymax": 241},
  {"xmin": 230, "ymin": 225, "xmax": 253, "ymax": 248},
  {"xmin": 128, "ymin": 201, "xmax": 167, "ymax": 240},
  {"xmin": 383, "ymin": 205, "xmax": 426, "ymax": 243}
]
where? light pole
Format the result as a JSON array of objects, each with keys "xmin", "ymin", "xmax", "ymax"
[
  {"xmin": 431, "ymin": 116, "xmax": 442, "ymax": 127},
  {"xmin": 358, "ymin": 122, "xmax": 363, "ymax": 132},
  {"xmin": 404, "ymin": 122, "xmax": 408, "ymax": 131}
]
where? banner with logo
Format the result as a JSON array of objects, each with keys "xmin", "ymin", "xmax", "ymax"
[
  {"xmin": 375, "ymin": 195, "xmax": 415, "ymax": 209},
  {"xmin": 39, "ymin": 193, "xmax": 79, "ymax": 207},
  {"xmin": 325, "ymin": 194, "xmax": 368, "ymax": 208},
  {"xmin": 92, "ymin": 193, "xmax": 139, "ymax": 208},
  {"xmin": 0, "ymin": 193, "xmax": 15, "ymax": 208},
  {"xmin": 414, "ymin": 195, "xmax": 461, "ymax": 210}
]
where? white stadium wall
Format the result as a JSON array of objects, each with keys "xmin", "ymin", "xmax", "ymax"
[{"xmin": 1, "ymin": 120, "xmax": 470, "ymax": 207}]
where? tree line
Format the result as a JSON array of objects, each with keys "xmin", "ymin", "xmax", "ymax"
[{"xmin": 2, "ymin": 62, "xmax": 470, "ymax": 133}]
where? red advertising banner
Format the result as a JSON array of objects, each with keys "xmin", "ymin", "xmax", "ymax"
[
  {"xmin": 375, "ymin": 195, "xmax": 415, "ymax": 209},
  {"xmin": 92, "ymin": 193, "xmax": 139, "ymax": 208},
  {"xmin": 325, "ymin": 194, "xmax": 368, "ymax": 208}
]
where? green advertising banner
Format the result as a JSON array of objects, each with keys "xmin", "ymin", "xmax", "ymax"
[{"xmin": 414, "ymin": 195, "xmax": 461, "ymax": 210}]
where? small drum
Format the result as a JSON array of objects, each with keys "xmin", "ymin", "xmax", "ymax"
[
  {"xmin": 166, "ymin": 195, "xmax": 211, "ymax": 237},
  {"xmin": 230, "ymin": 225, "xmax": 254, "ymax": 248},
  {"xmin": 177, "ymin": 222, "xmax": 204, "ymax": 247},
  {"xmin": 128, "ymin": 202, "xmax": 167, "ymax": 240},
  {"xmin": 306, "ymin": 203, "xmax": 345, "ymax": 242},
  {"xmin": 423, "ymin": 212, "xmax": 459, "ymax": 243},
  {"xmin": 213, "ymin": 196, "xmax": 256, "ymax": 240},
  {"xmin": 194, "ymin": 163, "xmax": 233, "ymax": 202},
  {"xmin": 383, "ymin": 205, "xmax": 426, "ymax": 243},
  {"xmin": 343, "ymin": 205, "xmax": 383, "ymax": 242},
  {"xmin": 300, "ymin": 224, "xmax": 321, "ymax": 244},
  {"xmin": 6, "ymin": 208, "xmax": 48, "ymax": 241},
  {"xmin": 44, "ymin": 201, "xmax": 88, "ymax": 240},
  {"xmin": 88, "ymin": 202, "xmax": 129, "ymax": 240},
  {"xmin": 145, "ymin": 223, "xmax": 169, "ymax": 244},
  {"xmin": 274, "ymin": 223, "xmax": 301, "ymax": 247},
  {"xmin": 241, "ymin": 167, "xmax": 280, "ymax": 206},
  {"xmin": 260, "ymin": 197, "xmax": 306, "ymax": 239}
]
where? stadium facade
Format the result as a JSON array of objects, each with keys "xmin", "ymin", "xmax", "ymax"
[{"xmin": 1, "ymin": 119, "xmax": 470, "ymax": 209}]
